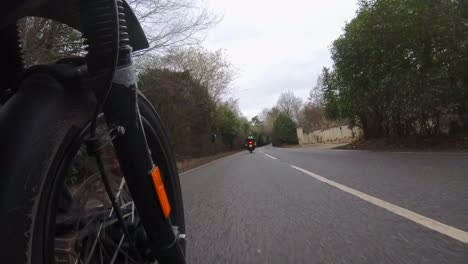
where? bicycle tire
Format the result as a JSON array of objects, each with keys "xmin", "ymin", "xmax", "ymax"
[{"xmin": 2, "ymin": 87, "xmax": 185, "ymax": 263}]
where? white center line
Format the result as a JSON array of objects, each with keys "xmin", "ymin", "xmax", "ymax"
[
  {"xmin": 290, "ymin": 165, "xmax": 468, "ymax": 244},
  {"xmin": 264, "ymin": 154, "xmax": 278, "ymax": 160}
]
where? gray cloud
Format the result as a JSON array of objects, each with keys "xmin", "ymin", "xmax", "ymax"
[{"xmin": 203, "ymin": 0, "xmax": 358, "ymax": 118}]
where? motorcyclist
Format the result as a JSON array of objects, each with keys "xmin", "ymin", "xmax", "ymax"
[{"xmin": 246, "ymin": 132, "xmax": 256, "ymax": 147}]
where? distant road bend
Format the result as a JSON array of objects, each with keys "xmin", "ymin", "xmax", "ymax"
[{"xmin": 181, "ymin": 146, "xmax": 468, "ymax": 264}]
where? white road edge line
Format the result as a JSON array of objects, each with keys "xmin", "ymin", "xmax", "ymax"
[
  {"xmin": 290, "ymin": 165, "xmax": 468, "ymax": 244},
  {"xmin": 264, "ymin": 154, "xmax": 278, "ymax": 160}
]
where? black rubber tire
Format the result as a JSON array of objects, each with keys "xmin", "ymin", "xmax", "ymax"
[
  {"xmin": 7, "ymin": 92, "xmax": 185, "ymax": 263},
  {"xmin": 137, "ymin": 93, "xmax": 186, "ymax": 254},
  {"xmin": 0, "ymin": 72, "xmax": 97, "ymax": 263}
]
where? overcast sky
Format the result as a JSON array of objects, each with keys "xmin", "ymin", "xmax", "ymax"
[{"xmin": 202, "ymin": 0, "xmax": 359, "ymax": 119}]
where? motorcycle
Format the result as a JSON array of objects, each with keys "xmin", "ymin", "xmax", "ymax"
[
  {"xmin": 247, "ymin": 140, "xmax": 256, "ymax": 153},
  {"xmin": 0, "ymin": 1, "xmax": 185, "ymax": 263}
]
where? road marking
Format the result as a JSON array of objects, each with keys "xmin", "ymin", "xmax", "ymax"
[
  {"xmin": 290, "ymin": 165, "xmax": 468, "ymax": 244},
  {"xmin": 264, "ymin": 154, "xmax": 278, "ymax": 160}
]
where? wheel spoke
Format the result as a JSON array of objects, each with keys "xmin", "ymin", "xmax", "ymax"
[
  {"xmin": 54, "ymin": 116, "xmax": 181, "ymax": 264},
  {"xmin": 82, "ymin": 177, "xmax": 134, "ymax": 263},
  {"xmin": 132, "ymin": 201, "xmax": 135, "ymax": 223},
  {"xmin": 83, "ymin": 223, "xmax": 103, "ymax": 264},
  {"xmin": 99, "ymin": 245, "xmax": 103, "ymax": 264},
  {"xmin": 115, "ymin": 178, "xmax": 126, "ymax": 200},
  {"xmin": 110, "ymin": 234, "xmax": 125, "ymax": 264},
  {"xmin": 98, "ymin": 237, "xmax": 111, "ymax": 260},
  {"xmin": 101, "ymin": 234, "xmax": 139, "ymax": 264}
]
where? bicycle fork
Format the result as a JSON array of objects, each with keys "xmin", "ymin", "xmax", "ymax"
[
  {"xmin": 88, "ymin": 65, "xmax": 186, "ymax": 263},
  {"xmin": 79, "ymin": 0, "xmax": 185, "ymax": 261}
]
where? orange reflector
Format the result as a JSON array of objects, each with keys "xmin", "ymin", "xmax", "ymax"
[{"xmin": 151, "ymin": 166, "xmax": 171, "ymax": 219}]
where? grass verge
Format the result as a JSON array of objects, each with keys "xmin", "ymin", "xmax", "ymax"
[{"xmin": 177, "ymin": 150, "xmax": 241, "ymax": 173}]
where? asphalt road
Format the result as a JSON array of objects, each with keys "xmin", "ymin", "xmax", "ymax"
[{"xmin": 180, "ymin": 146, "xmax": 468, "ymax": 263}]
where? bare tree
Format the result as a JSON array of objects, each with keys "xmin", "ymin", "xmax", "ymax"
[
  {"xmin": 259, "ymin": 107, "xmax": 280, "ymax": 135},
  {"xmin": 141, "ymin": 46, "xmax": 237, "ymax": 101},
  {"xmin": 19, "ymin": 0, "xmax": 219, "ymax": 65},
  {"xmin": 224, "ymin": 97, "xmax": 241, "ymax": 116},
  {"xmin": 309, "ymin": 75, "xmax": 324, "ymax": 106},
  {"xmin": 259, "ymin": 108, "xmax": 271, "ymax": 125},
  {"xmin": 18, "ymin": 17, "xmax": 83, "ymax": 65},
  {"xmin": 128, "ymin": 0, "xmax": 220, "ymax": 54},
  {"xmin": 302, "ymin": 103, "xmax": 328, "ymax": 131},
  {"xmin": 276, "ymin": 90, "xmax": 303, "ymax": 123},
  {"xmin": 300, "ymin": 75, "xmax": 331, "ymax": 131}
]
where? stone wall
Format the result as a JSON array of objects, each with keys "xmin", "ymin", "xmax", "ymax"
[{"xmin": 297, "ymin": 125, "xmax": 362, "ymax": 145}]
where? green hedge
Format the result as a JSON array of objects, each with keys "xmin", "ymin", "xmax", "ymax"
[{"xmin": 272, "ymin": 113, "xmax": 298, "ymax": 146}]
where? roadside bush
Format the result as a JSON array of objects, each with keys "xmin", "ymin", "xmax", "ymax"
[
  {"xmin": 139, "ymin": 68, "xmax": 251, "ymax": 159},
  {"xmin": 139, "ymin": 69, "xmax": 216, "ymax": 159},
  {"xmin": 272, "ymin": 113, "xmax": 298, "ymax": 146},
  {"xmin": 250, "ymin": 125, "xmax": 271, "ymax": 146},
  {"xmin": 213, "ymin": 102, "xmax": 241, "ymax": 150}
]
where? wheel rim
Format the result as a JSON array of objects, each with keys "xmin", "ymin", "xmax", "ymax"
[
  {"xmin": 45, "ymin": 115, "xmax": 183, "ymax": 263},
  {"xmin": 48, "ymin": 119, "xmax": 151, "ymax": 263}
]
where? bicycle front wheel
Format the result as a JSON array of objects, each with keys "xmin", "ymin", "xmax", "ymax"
[{"xmin": 33, "ymin": 93, "xmax": 185, "ymax": 263}]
